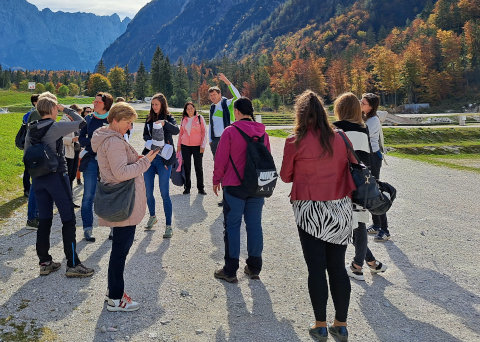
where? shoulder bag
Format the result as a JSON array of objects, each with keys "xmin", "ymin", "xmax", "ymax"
[{"xmin": 339, "ymin": 131, "xmax": 396, "ymax": 215}]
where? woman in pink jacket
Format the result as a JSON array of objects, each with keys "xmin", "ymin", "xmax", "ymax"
[
  {"xmin": 177, "ymin": 102, "xmax": 207, "ymax": 195},
  {"xmin": 91, "ymin": 102, "xmax": 158, "ymax": 312},
  {"xmin": 212, "ymin": 97, "xmax": 270, "ymax": 283},
  {"xmin": 280, "ymin": 90, "xmax": 356, "ymax": 342}
]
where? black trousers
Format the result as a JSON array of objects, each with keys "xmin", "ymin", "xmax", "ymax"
[
  {"xmin": 298, "ymin": 227, "xmax": 350, "ymax": 322},
  {"xmin": 352, "ymin": 222, "xmax": 376, "ymax": 267},
  {"xmin": 181, "ymin": 144, "xmax": 204, "ymax": 191},
  {"xmin": 108, "ymin": 225, "xmax": 136, "ymax": 299},
  {"xmin": 210, "ymin": 137, "xmax": 220, "ymax": 158},
  {"xmin": 23, "ymin": 166, "xmax": 31, "ymax": 193},
  {"xmin": 66, "ymin": 150, "xmax": 80, "ymax": 189},
  {"xmin": 370, "ymin": 152, "xmax": 389, "ymax": 233},
  {"xmin": 33, "ymin": 172, "xmax": 79, "ymax": 267}
]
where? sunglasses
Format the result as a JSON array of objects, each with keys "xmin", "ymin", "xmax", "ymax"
[{"xmin": 85, "ymin": 109, "xmax": 93, "ymax": 113}]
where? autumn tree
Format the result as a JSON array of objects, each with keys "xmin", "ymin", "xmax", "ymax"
[
  {"xmin": 326, "ymin": 59, "xmax": 349, "ymax": 99},
  {"xmin": 400, "ymin": 42, "xmax": 425, "ymax": 103},
  {"xmin": 107, "ymin": 66, "xmax": 126, "ymax": 97},
  {"xmin": 369, "ymin": 46, "xmax": 402, "ymax": 105},
  {"xmin": 87, "ymin": 73, "xmax": 111, "ymax": 96}
]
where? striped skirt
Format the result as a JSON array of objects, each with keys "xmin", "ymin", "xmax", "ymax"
[{"xmin": 292, "ymin": 196, "xmax": 353, "ymax": 245}]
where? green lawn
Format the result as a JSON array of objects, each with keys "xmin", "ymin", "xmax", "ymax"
[{"xmin": 0, "ymin": 90, "xmax": 94, "ymax": 112}]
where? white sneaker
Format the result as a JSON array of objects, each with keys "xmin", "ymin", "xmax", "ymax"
[
  {"xmin": 345, "ymin": 263, "xmax": 365, "ymax": 281},
  {"xmin": 106, "ymin": 292, "xmax": 139, "ymax": 312},
  {"xmin": 368, "ymin": 260, "xmax": 388, "ymax": 273}
]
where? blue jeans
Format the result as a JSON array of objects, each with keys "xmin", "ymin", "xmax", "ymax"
[
  {"xmin": 27, "ymin": 180, "xmax": 38, "ymax": 220},
  {"xmin": 108, "ymin": 225, "xmax": 136, "ymax": 299},
  {"xmin": 144, "ymin": 156, "xmax": 172, "ymax": 225},
  {"xmin": 81, "ymin": 159, "xmax": 98, "ymax": 232},
  {"xmin": 222, "ymin": 189, "xmax": 264, "ymax": 276}
]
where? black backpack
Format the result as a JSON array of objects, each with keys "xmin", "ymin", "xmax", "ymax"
[
  {"xmin": 228, "ymin": 125, "xmax": 277, "ymax": 198},
  {"xmin": 15, "ymin": 122, "xmax": 28, "ymax": 150},
  {"xmin": 23, "ymin": 122, "xmax": 59, "ymax": 178}
]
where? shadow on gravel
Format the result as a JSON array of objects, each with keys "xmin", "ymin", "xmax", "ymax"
[
  {"xmin": 209, "ymin": 212, "xmax": 225, "ymax": 262},
  {"xmin": 0, "ymin": 196, "xmax": 27, "ymax": 220},
  {"xmin": 385, "ymin": 244, "xmax": 480, "ymax": 336},
  {"xmin": 92, "ymin": 229, "xmax": 168, "ymax": 341},
  {"xmin": 357, "ymin": 275, "xmax": 464, "ymax": 342},
  {"xmin": 171, "ymin": 193, "xmax": 207, "ymax": 231},
  {"xmin": 0, "ymin": 240, "xmax": 107, "ymax": 333},
  {"xmin": 215, "ymin": 280, "xmax": 301, "ymax": 341}
]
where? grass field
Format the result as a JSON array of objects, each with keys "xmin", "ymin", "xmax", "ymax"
[
  {"xmin": 0, "ymin": 90, "xmax": 94, "ymax": 112},
  {"xmin": 266, "ymin": 127, "xmax": 480, "ymax": 173}
]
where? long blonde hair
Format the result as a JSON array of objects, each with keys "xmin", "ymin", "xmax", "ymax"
[{"xmin": 334, "ymin": 92, "xmax": 364, "ymax": 126}]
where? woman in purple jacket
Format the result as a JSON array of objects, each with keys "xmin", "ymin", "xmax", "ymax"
[{"xmin": 212, "ymin": 97, "xmax": 271, "ymax": 283}]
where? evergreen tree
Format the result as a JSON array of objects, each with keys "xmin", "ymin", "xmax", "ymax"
[
  {"xmin": 151, "ymin": 46, "xmax": 164, "ymax": 93},
  {"xmin": 162, "ymin": 57, "xmax": 173, "ymax": 98},
  {"xmin": 96, "ymin": 59, "xmax": 107, "ymax": 76},
  {"xmin": 171, "ymin": 58, "xmax": 189, "ymax": 107},
  {"xmin": 135, "ymin": 62, "xmax": 148, "ymax": 100},
  {"xmin": 124, "ymin": 64, "xmax": 133, "ymax": 99}
]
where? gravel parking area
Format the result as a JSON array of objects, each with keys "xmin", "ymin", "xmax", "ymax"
[{"xmin": 1, "ymin": 124, "xmax": 479, "ymax": 341}]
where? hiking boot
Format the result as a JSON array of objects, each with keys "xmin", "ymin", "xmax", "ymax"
[
  {"xmin": 368, "ymin": 260, "xmax": 388, "ymax": 273},
  {"xmin": 198, "ymin": 189, "xmax": 207, "ymax": 195},
  {"xmin": 145, "ymin": 216, "xmax": 158, "ymax": 230},
  {"xmin": 163, "ymin": 225, "xmax": 173, "ymax": 238},
  {"xmin": 346, "ymin": 262, "xmax": 364, "ymax": 281},
  {"xmin": 244, "ymin": 265, "xmax": 260, "ymax": 280},
  {"xmin": 26, "ymin": 219, "xmax": 39, "ymax": 230},
  {"xmin": 214, "ymin": 268, "xmax": 238, "ymax": 283},
  {"xmin": 328, "ymin": 324, "xmax": 348, "ymax": 342},
  {"xmin": 84, "ymin": 229, "xmax": 96, "ymax": 242},
  {"xmin": 66, "ymin": 263, "xmax": 94, "ymax": 278},
  {"xmin": 309, "ymin": 325, "xmax": 328, "ymax": 342},
  {"xmin": 374, "ymin": 231, "xmax": 391, "ymax": 242},
  {"xmin": 183, "ymin": 189, "xmax": 190, "ymax": 195},
  {"xmin": 106, "ymin": 292, "xmax": 139, "ymax": 312},
  {"xmin": 367, "ymin": 225, "xmax": 380, "ymax": 234},
  {"xmin": 39, "ymin": 261, "xmax": 61, "ymax": 276}
]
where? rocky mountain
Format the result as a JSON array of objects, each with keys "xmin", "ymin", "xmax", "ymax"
[
  {"xmin": 0, "ymin": 0, "xmax": 130, "ymax": 71},
  {"xmin": 101, "ymin": 0, "xmax": 287, "ymax": 70}
]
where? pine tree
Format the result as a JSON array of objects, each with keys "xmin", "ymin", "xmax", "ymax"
[
  {"xmin": 162, "ymin": 57, "xmax": 173, "ymax": 98},
  {"xmin": 96, "ymin": 59, "xmax": 107, "ymax": 76},
  {"xmin": 151, "ymin": 46, "xmax": 164, "ymax": 93},
  {"xmin": 124, "ymin": 64, "xmax": 133, "ymax": 99},
  {"xmin": 135, "ymin": 62, "xmax": 148, "ymax": 100}
]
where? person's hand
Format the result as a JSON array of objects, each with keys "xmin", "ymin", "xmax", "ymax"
[
  {"xmin": 200, "ymin": 147, "xmax": 205, "ymax": 154},
  {"xmin": 155, "ymin": 120, "xmax": 165, "ymax": 126},
  {"xmin": 72, "ymin": 137, "xmax": 79, "ymax": 142},
  {"xmin": 57, "ymin": 104, "xmax": 65, "ymax": 112},
  {"xmin": 218, "ymin": 73, "xmax": 231, "ymax": 85},
  {"xmin": 213, "ymin": 184, "xmax": 221, "ymax": 196},
  {"xmin": 145, "ymin": 149, "xmax": 159, "ymax": 162}
]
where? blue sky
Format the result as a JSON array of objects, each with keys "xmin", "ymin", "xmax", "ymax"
[{"xmin": 26, "ymin": 0, "xmax": 149, "ymax": 19}]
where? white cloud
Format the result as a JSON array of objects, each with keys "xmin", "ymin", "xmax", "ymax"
[{"xmin": 26, "ymin": 0, "xmax": 149, "ymax": 19}]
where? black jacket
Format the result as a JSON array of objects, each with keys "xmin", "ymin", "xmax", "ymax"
[{"xmin": 142, "ymin": 114, "xmax": 179, "ymax": 164}]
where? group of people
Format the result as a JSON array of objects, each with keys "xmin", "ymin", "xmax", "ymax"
[{"xmin": 21, "ymin": 73, "xmax": 390, "ymax": 340}]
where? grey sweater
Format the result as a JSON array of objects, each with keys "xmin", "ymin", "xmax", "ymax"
[{"xmin": 24, "ymin": 107, "xmax": 86, "ymax": 173}]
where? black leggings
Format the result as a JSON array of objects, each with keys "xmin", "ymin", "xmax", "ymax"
[
  {"xmin": 370, "ymin": 152, "xmax": 389, "ymax": 233},
  {"xmin": 298, "ymin": 227, "xmax": 351, "ymax": 322}
]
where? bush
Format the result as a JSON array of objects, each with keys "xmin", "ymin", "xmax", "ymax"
[{"xmin": 58, "ymin": 85, "xmax": 69, "ymax": 97}]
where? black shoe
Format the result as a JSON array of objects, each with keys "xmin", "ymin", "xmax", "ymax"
[
  {"xmin": 73, "ymin": 203, "xmax": 80, "ymax": 208},
  {"xmin": 24, "ymin": 190, "xmax": 30, "ymax": 197},
  {"xmin": 218, "ymin": 201, "xmax": 223, "ymax": 207},
  {"xmin": 198, "ymin": 189, "xmax": 207, "ymax": 195},
  {"xmin": 183, "ymin": 189, "xmax": 190, "ymax": 194},
  {"xmin": 309, "ymin": 326, "xmax": 328, "ymax": 342},
  {"xmin": 76, "ymin": 179, "xmax": 82, "ymax": 186},
  {"xmin": 26, "ymin": 219, "xmax": 39, "ymax": 230},
  {"xmin": 244, "ymin": 265, "xmax": 260, "ymax": 280},
  {"xmin": 328, "ymin": 324, "xmax": 348, "ymax": 342},
  {"xmin": 214, "ymin": 268, "xmax": 238, "ymax": 283}
]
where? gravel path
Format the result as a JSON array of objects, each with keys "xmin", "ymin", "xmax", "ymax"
[{"xmin": 1, "ymin": 125, "xmax": 479, "ymax": 342}]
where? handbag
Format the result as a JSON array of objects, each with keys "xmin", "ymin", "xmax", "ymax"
[
  {"xmin": 94, "ymin": 177, "xmax": 136, "ymax": 222},
  {"xmin": 339, "ymin": 131, "xmax": 396, "ymax": 215},
  {"xmin": 170, "ymin": 151, "xmax": 185, "ymax": 187}
]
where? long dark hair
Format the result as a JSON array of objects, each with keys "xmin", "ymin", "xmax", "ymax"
[
  {"xmin": 233, "ymin": 97, "xmax": 255, "ymax": 121},
  {"xmin": 293, "ymin": 90, "xmax": 334, "ymax": 155},
  {"xmin": 362, "ymin": 93, "xmax": 380, "ymax": 120},
  {"xmin": 182, "ymin": 102, "xmax": 197, "ymax": 118},
  {"xmin": 147, "ymin": 93, "xmax": 170, "ymax": 122}
]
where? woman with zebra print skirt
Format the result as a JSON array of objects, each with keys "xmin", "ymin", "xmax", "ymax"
[{"xmin": 280, "ymin": 90, "xmax": 356, "ymax": 342}]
